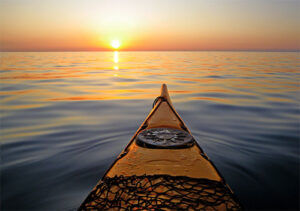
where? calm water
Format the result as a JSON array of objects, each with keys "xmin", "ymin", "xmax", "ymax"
[{"xmin": 0, "ymin": 51, "xmax": 299, "ymax": 210}]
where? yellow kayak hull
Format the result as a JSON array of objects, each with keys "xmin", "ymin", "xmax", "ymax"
[{"xmin": 80, "ymin": 84, "xmax": 242, "ymax": 210}]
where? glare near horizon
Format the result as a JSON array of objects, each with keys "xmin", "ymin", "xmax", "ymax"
[{"xmin": 0, "ymin": 0, "xmax": 299, "ymax": 51}]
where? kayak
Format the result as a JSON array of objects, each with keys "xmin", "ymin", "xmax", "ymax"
[{"xmin": 79, "ymin": 84, "xmax": 242, "ymax": 210}]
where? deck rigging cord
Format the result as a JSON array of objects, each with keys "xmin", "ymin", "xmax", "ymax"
[{"xmin": 79, "ymin": 174, "xmax": 242, "ymax": 210}]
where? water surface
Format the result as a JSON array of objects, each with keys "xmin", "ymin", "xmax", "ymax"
[{"xmin": 1, "ymin": 51, "xmax": 299, "ymax": 210}]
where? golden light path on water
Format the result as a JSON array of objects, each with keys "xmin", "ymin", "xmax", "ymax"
[
  {"xmin": 0, "ymin": 51, "xmax": 299, "ymax": 104},
  {"xmin": 113, "ymin": 51, "xmax": 119, "ymax": 76}
]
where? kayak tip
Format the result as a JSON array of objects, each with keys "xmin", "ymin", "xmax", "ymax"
[
  {"xmin": 160, "ymin": 83, "xmax": 172, "ymax": 106},
  {"xmin": 160, "ymin": 83, "xmax": 168, "ymax": 97}
]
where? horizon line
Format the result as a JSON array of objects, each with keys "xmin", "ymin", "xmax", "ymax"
[{"xmin": 1, "ymin": 49, "xmax": 299, "ymax": 53}]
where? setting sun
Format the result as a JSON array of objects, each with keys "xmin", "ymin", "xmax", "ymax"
[{"xmin": 111, "ymin": 40, "xmax": 121, "ymax": 49}]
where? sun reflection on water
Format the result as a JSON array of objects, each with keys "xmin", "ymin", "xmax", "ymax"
[
  {"xmin": 114, "ymin": 51, "xmax": 119, "ymax": 63},
  {"xmin": 113, "ymin": 51, "xmax": 119, "ymax": 76}
]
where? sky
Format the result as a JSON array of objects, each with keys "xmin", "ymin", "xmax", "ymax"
[{"xmin": 0, "ymin": 0, "xmax": 299, "ymax": 51}]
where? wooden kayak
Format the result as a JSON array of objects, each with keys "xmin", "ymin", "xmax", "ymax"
[{"xmin": 79, "ymin": 84, "xmax": 242, "ymax": 210}]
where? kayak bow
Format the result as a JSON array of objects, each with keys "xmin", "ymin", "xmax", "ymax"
[{"xmin": 79, "ymin": 84, "xmax": 242, "ymax": 210}]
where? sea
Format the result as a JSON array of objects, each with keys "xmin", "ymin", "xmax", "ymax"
[{"xmin": 1, "ymin": 51, "xmax": 299, "ymax": 210}]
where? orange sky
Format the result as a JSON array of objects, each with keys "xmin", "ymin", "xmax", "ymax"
[{"xmin": 0, "ymin": 0, "xmax": 299, "ymax": 51}]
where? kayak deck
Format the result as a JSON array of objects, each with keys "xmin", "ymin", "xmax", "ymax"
[
  {"xmin": 106, "ymin": 143, "xmax": 221, "ymax": 180},
  {"xmin": 79, "ymin": 84, "xmax": 242, "ymax": 210}
]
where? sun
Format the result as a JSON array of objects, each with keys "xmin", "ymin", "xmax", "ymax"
[{"xmin": 111, "ymin": 40, "xmax": 121, "ymax": 49}]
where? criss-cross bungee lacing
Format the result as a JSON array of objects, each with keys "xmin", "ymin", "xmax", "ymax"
[{"xmin": 79, "ymin": 174, "xmax": 242, "ymax": 211}]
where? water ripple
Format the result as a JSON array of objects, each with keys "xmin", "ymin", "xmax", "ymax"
[{"xmin": 1, "ymin": 52, "xmax": 299, "ymax": 210}]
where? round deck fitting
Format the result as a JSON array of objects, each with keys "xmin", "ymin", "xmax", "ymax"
[{"xmin": 136, "ymin": 128, "xmax": 194, "ymax": 149}]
